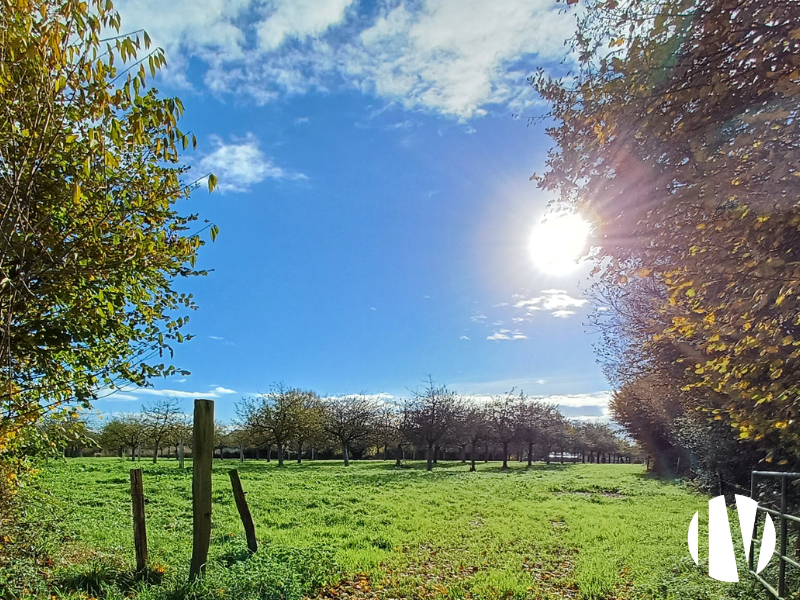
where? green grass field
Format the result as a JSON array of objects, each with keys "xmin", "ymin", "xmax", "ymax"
[{"xmin": 1, "ymin": 459, "xmax": 766, "ymax": 600}]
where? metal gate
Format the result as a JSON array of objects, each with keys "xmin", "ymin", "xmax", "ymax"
[{"xmin": 749, "ymin": 470, "xmax": 800, "ymax": 598}]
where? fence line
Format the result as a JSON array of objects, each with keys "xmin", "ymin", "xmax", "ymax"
[{"xmin": 748, "ymin": 471, "xmax": 800, "ymax": 599}]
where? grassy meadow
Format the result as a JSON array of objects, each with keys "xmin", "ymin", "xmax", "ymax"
[{"xmin": 1, "ymin": 459, "xmax": 766, "ymax": 600}]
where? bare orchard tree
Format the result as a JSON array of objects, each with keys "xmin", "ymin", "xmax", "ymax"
[
  {"xmin": 293, "ymin": 391, "xmax": 323, "ymax": 464},
  {"xmin": 101, "ymin": 414, "xmax": 147, "ymax": 461},
  {"xmin": 406, "ymin": 380, "xmax": 462, "ymax": 471},
  {"xmin": 516, "ymin": 398, "xmax": 551, "ymax": 467},
  {"xmin": 225, "ymin": 427, "xmax": 251, "ymax": 463},
  {"xmin": 214, "ymin": 421, "xmax": 231, "ymax": 459},
  {"xmin": 165, "ymin": 419, "xmax": 192, "ymax": 466},
  {"xmin": 371, "ymin": 402, "xmax": 402, "ymax": 461},
  {"xmin": 142, "ymin": 398, "xmax": 183, "ymax": 463},
  {"xmin": 321, "ymin": 394, "xmax": 377, "ymax": 466},
  {"xmin": 236, "ymin": 384, "xmax": 305, "ymax": 467},
  {"xmin": 488, "ymin": 391, "xmax": 522, "ymax": 469},
  {"xmin": 459, "ymin": 403, "xmax": 490, "ymax": 472}
]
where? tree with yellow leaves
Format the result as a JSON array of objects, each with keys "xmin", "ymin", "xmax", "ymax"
[
  {"xmin": 0, "ymin": 0, "xmax": 217, "ymax": 493},
  {"xmin": 535, "ymin": 0, "xmax": 800, "ymax": 465}
]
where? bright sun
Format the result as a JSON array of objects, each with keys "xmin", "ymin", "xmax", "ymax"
[{"xmin": 528, "ymin": 212, "xmax": 592, "ymax": 275}]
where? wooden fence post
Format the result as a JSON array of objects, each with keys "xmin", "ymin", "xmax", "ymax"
[
  {"xmin": 229, "ymin": 469, "xmax": 258, "ymax": 554},
  {"xmin": 130, "ymin": 469, "xmax": 147, "ymax": 573},
  {"xmin": 189, "ymin": 399, "xmax": 214, "ymax": 582}
]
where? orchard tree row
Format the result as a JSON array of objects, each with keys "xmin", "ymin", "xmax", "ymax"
[{"xmin": 92, "ymin": 382, "xmax": 635, "ymax": 470}]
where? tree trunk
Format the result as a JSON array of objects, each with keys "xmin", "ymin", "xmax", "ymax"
[
  {"xmin": 426, "ymin": 443, "xmax": 434, "ymax": 471},
  {"xmin": 470, "ymin": 442, "xmax": 476, "ymax": 472},
  {"xmin": 433, "ymin": 445, "xmax": 439, "ymax": 464},
  {"xmin": 502, "ymin": 441, "xmax": 509, "ymax": 469},
  {"xmin": 343, "ymin": 442, "xmax": 350, "ymax": 467},
  {"xmin": 277, "ymin": 444, "xmax": 285, "ymax": 467},
  {"xmin": 484, "ymin": 445, "xmax": 489, "ymax": 463},
  {"xmin": 152, "ymin": 439, "xmax": 160, "ymax": 464},
  {"xmin": 527, "ymin": 442, "xmax": 533, "ymax": 467},
  {"xmin": 297, "ymin": 442, "xmax": 303, "ymax": 464},
  {"xmin": 460, "ymin": 446, "xmax": 466, "ymax": 463},
  {"xmin": 395, "ymin": 444, "xmax": 402, "ymax": 467},
  {"xmin": 240, "ymin": 446, "xmax": 245, "ymax": 463}
]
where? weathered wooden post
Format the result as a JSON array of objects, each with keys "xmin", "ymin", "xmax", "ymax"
[
  {"xmin": 229, "ymin": 469, "xmax": 258, "ymax": 554},
  {"xmin": 189, "ymin": 399, "xmax": 214, "ymax": 582},
  {"xmin": 130, "ymin": 469, "xmax": 148, "ymax": 573}
]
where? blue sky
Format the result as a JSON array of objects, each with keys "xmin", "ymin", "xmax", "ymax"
[{"xmin": 94, "ymin": 0, "xmax": 611, "ymax": 423}]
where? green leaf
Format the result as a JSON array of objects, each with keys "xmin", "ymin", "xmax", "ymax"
[{"xmin": 207, "ymin": 173, "xmax": 218, "ymax": 193}]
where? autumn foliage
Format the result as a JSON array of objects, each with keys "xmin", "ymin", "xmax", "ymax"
[
  {"xmin": 0, "ymin": 0, "xmax": 216, "ymax": 498},
  {"xmin": 535, "ymin": 0, "xmax": 800, "ymax": 472}
]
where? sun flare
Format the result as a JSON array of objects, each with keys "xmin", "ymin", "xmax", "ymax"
[{"xmin": 529, "ymin": 212, "xmax": 591, "ymax": 275}]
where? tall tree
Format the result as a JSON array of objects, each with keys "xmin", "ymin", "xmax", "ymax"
[
  {"xmin": 236, "ymin": 384, "xmax": 304, "ymax": 467},
  {"xmin": 0, "ymin": 0, "xmax": 217, "ymax": 485},
  {"xmin": 488, "ymin": 392, "xmax": 522, "ymax": 469},
  {"xmin": 405, "ymin": 380, "xmax": 462, "ymax": 471},
  {"xmin": 516, "ymin": 398, "xmax": 551, "ymax": 467},
  {"xmin": 141, "ymin": 398, "xmax": 182, "ymax": 463},
  {"xmin": 320, "ymin": 394, "xmax": 377, "ymax": 467},
  {"xmin": 100, "ymin": 414, "xmax": 146, "ymax": 461},
  {"xmin": 534, "ymin": 0, "xmax": 800, "ymax": 462},
  {"xmin": 292, "ymin": 391, "xmax": 323, "ymax": 464}
]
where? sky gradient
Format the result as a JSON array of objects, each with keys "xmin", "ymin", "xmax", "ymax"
[{"xmin": 93, "ymin": 0, "xmax": 611, "ymax": 424}]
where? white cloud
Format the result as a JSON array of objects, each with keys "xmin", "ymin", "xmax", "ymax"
[
  {"xmin": 257, "ymin": 0, "xmax": 355, "ymax": 51},
  {"xmin": 208, "ymin": 335, "xmax": 224, "ymax": 340},
  {"xmin": 349, "ymin": 0, "xmax": 575, "ymax": 118},
  {"xmin": 320, "ymin": 392, "xmax": 397, "ymax": 407},
  {"xmin": 459, "ymin": 335, "xmax": 470, "ymax": 340},
  {"xmin": 487, "ymin": 329, "xmax": 526, "ymax": 341},
  {"xmin": 199, "ymin": 133, "xmax": 306, "ymax": 193},
  {"xmin": 487, "ymin": 331, "xmax": 510, "ymax": 341},
  {"xmin": 104, "ymin": 392, "xmax": 139, "ymax": 402},
  {"xmin": 513, "ymin": 289, "xmax": 587, "ymax": 319},
  {"xmin": 134, "ymin": 386, "xmax": 237, "ymax": 398},
  {"xmin": 536, "ymin": 391, "xmax": 611, "ymax": 408},
  {"xmin": 294, "ymin": 116, "xmax": 310, "ymax": 125},
  {"xmin": 470, "ymin": 314, "xmax": 487, "ymax": 322},
  {"xmin": 115, "ymin": 0, "xmax": 578, "ymax": 118},
  {"xmin": 213, "ymin": 386, "xmax": 237, "ymax": 394}
]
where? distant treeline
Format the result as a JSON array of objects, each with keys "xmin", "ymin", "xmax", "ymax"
[{"xmin": 81, "ymin": 382, "xmax": 637, "ymax": 470}]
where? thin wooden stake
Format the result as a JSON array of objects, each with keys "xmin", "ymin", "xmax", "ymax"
[
  {"xmin": 229, "ymin": 469, "xmax": 257, "ymax": 554},
  {"xmin": 130, "ymin": 469, "xmax": 147, "ymax": 573},
  {"xmin": 189, "ymin": 399, "xmax": 214, "ymax": 582}
]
